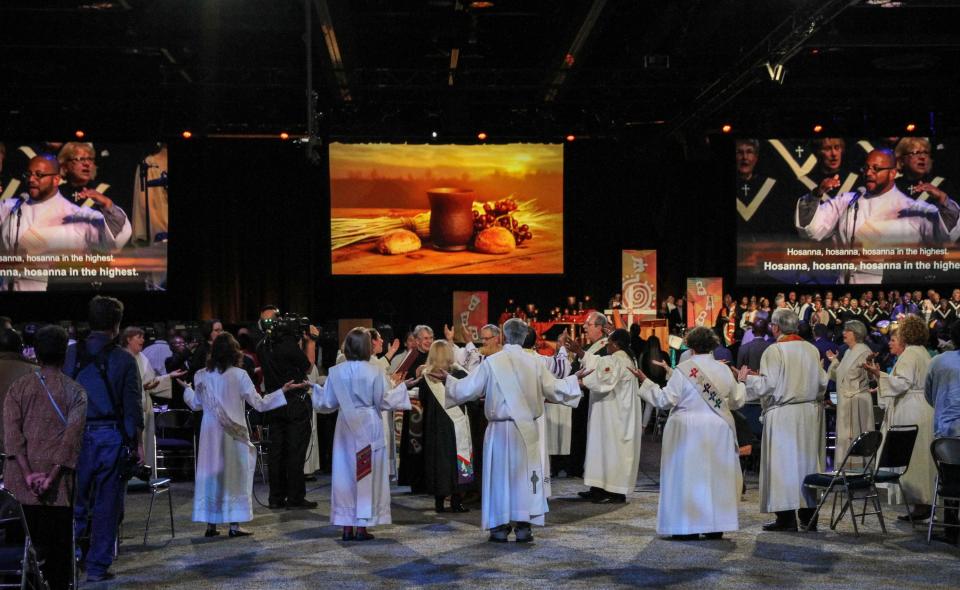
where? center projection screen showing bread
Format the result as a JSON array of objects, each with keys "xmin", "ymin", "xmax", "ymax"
[{"xmin": 329, "ymin": 143, "xmax": 563, "ymax": 275}]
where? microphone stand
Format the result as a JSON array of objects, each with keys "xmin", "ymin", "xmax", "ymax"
[
  {"xmin": 8, "ymin": 202, "xmax": 23, "ymax": 292},
  {"xmin": 139, "ymin": 160, "xmax": 151, "ymax": 245},
  {"xmin": 844, "ymin": 195, "xmax": 861, "ymax": 286}
]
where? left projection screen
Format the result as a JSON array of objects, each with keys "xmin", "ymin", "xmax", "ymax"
[
  {"xmin": 1, "ymin": 141, "xmax": 168, "ymax": 291},
  {"xmin": 330, "ymin": 142, "xmax": 564, "ymax": 275}
]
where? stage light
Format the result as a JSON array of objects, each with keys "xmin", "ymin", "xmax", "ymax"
[
  {"xmin": 813, "ymin": 124, "xmax": 823, "ymax": 133},
  {"xmin": 477, "ymin": 131, "xmax": 487, "ymax": 141},
  {"xmin": 75, "ymin": 129, "xmax": 85, "ymax": 139},
  {"xmin": 565, "ymin": 134, "xmax": 576, "ymax": 142},
  {"xmin": 764, "ymin": 61, "xmax": 787, "ymax": 85},
  {"xmin": 721, "ymin": 124, "xmax": 732, "ymax": 134},
  {"xmin": 906, "ymin": 123, "xmax": 917, "ymax": 133},
  {"xmin": 280, "ymin": 132, "xmax": 290, "ymax": 140},
  {"xmin": 431, "ymin": 131, "xmax": 438, "ymax": 139},
  {"xmin": 182, "ymin": 130, "xmax": 193, "ymax": 139}
]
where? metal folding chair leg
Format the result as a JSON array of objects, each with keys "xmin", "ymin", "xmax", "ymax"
[{"xmin": 927, "ymin": 473, "xmax": 939, "ymax": 544}]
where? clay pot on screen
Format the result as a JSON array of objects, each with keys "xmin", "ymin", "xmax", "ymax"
[{"xmin": 427, "ymin": 187, "xmax": 476, "ymax": 251}]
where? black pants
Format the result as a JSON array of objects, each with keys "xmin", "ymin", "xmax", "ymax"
[
  {"xmin": 267, "ymin": 402, "xmax": 311, "ymax": 505},
  {"xmin": 23, "ymin": 505, "xmax": 73, "ymax": 590}
]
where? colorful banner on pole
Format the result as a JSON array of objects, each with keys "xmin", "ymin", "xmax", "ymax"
[
  {"xmin": 686, "ymin": 277, "xmax": 723, "ymax": 329},
  {"xmin": 621, "ymin": 250, "xmax": 657, "ymax": 316},
  {"xmin": 452, "ymin": 291, "xmax": 489, "ymax": 342}
]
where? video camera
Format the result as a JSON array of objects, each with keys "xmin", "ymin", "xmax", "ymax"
[{"xmin": 260, "ymin": 312, "xmax": 315, "ymax": 342}]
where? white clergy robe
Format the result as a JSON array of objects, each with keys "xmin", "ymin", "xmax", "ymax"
[
  {"xmin": 796, "ymin": 185, "xmax": 958, "ymax": 282},
  {"xmin": 878, "ymin": 345, "xmax": 936, "ymax": 505},
  {"xmin": 312, "ymin": 361, "xmax": 411, "ymax": 527},
  {"xmin": 640, "ymin": 354, "xmax": 746, "ymax": 535},
  {"xmin": 133, "ymin": 351, "xmax": 173, "ymax": 480},
  {"xmin": 523, "ymin": 347, "xmax": 574, "ymax": 498},
  {"xmin": 541, "ymin": 347, "xmax": 573, "ymax": 455},
  {"xmin": 444, "ymin": 344, "xmax": 581, "ymax": 530},
  {"xmin": 827, "ymin": 343, "xmax": 874, "ymax": 466},
  {"xmin": 184, "ymin": 367, "xmax": 287, "ymax": 524},
  {"xmin": 581, "ymin": 349, "xmax": 644, "ymax": 495},
  {"xmin": 0, "ymin": 192, "xmax": 132, "ymax": 290},
  {"xmin": 745, "ymin": 338, "xmax": 828, "ymax": 513}
]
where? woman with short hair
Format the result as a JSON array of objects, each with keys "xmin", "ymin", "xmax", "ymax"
[
  {"xmin": 825, "ymin": 320, "xmax": 874, "ymax": 467},
  {"xmin": 312, "ymin": 327, "xmax": 413, "ymax": 541},
  {"xmin": 631, "ymin": 326, "xmax": 746, "ymax": 540}
]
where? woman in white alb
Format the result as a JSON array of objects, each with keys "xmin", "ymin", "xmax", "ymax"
[
  {"xmin": 824, "ymin": 320, "xmax": 874, "ymax": 468},
  {"xmin": 312, "ymin": 328, "xmax": 413, "ymax": 541},
  {"xmin": 631, "ymin": 326, "xmax": 745, "ymax": 540},
  {"xmin": 181, "ymin": 333, "xmax": 306, "ymax": 538},
  {"xmin": 864, "ymin": 315, "xmax": 936, "ymax": 521}
]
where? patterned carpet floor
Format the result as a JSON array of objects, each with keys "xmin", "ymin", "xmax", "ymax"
[{"xmin": 101, "ymin": 437, "xmax": 959, "ymax": 589}]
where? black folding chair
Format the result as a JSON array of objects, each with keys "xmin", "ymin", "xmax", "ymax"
[
  {"xmin": 0, "ymin": 490, "xmax": 47, "ymax": 590},
  {"xmin": 155, "ymin": 409, "xmax": 197, "ymax": 479},
  {"xmin": 803, "ymin": 430, "xmax": 886, "ymax": 536},
  {"xmin": 872, "ymin": 424, "xmax": 919, "ymax": 526},
  {"xmin": 927, "ymin": 437, "xmax": 960, "ymax": 544},
  {"xmin": 246, "ymin": 409, "xmax": 269, "ymax": 485}
]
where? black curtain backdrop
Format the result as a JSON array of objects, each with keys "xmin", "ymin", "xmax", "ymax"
[{"xmin": 2, "ymin": 136, "xmax": 738, "ymax": 330}]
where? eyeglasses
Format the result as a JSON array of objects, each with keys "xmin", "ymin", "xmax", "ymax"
[
  {"xmin": 904, "ymin": 150, "xmax": 930, "ymax": 158},
  {"xmin": 65, "ymin": 156, "xmax": 95, "ymax": 164},
  {"xmin": 860, "ymin": 165, "xmax": 897, "ymax": 174},
  {"xmin": 22, "ymin": 171, "xmax": 59, "ymax": 180}
]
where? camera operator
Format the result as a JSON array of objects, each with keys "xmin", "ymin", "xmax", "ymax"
[
  {"xmin": 65, "ymin": 296, "xmax": 143, "ymax": 583},
  {"xmin": 257, "ymin": 313, "xmax": 320, "ymax": 510}
]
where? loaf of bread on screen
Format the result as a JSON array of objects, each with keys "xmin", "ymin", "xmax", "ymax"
[
  {"xmin": 376, "ymin": 229, "xmax": 422, "ymax": 255},
  {"xmin": 473, "ymin": 226, "xmax": 516, "ymax": 254}
]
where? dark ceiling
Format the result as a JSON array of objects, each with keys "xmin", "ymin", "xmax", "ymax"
[{"xmin": 2, "ymin": 0, "xmax": 960, "ymax": 141}]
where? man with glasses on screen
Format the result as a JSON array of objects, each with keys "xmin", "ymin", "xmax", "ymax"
[
  {"xmin": 0, "ymin": 154, "xmax": 131, "ymax": 291},
  {"xmin": 796, "ymin": 148, "xmax": 960, "ymax": 283}
]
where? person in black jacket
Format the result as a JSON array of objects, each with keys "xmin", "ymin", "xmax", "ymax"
[{"xmin": 257, "ymin": 314, "xmax": 318, "ymax": 510}]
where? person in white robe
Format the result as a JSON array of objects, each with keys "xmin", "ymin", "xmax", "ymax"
[
  {"xmin": 739, "ymin": 308, "xmax": 828, "ymax": 531},
  {"xmin": 0, "ymin": 155, "xmax": 132, "ymax": 291},
  {"xmin": 632, "ymin": 326, "xmax": 745, "ymax": 539},
  {"xmin": 121, "ymin": 326, "xmax": 185, "ymax": 480},
  {"xmin": 570, "ymin": 328, "xmax": 645, "ymax": 504},
  {"xmin": 796, "ymin": 148, "xmax": 960, "ymax": 283},
  {"xmin": 312, "ymin": 328, "xmax": 413, "ymax": 541},
  {"xmin": 824, "ymin": 320, "xmax": 874, "ymax": 468},
  {"xmin": 427, "ymin": 318, "xmax": 587, "ymax": 543},
  {"xmin": 181, "ymin": 333, "xmax": 303, "ymax": 537},
  {"xmin": 864, "ymin": 315, "xmax": 936, "ymax": 520},
  {"xmin": 337, "ymin": 328, "xmax": 402, "ymax": 481}
]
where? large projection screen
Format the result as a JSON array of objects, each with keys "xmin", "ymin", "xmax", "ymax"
[
  {"xmin": 736, "ymin": 137, "xmax": 959, "ymax": 285},
  {"xmin": 330, "ymin": 143, "xmax": 563, "ymax": 275},
  {"xmin": 1, "ymin": 141, "xmax": 168, "ymax": 291}
]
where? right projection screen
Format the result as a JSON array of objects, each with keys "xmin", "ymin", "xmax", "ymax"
[{"xmin": 736, "ymin": 137, "xmax": 960, "ymax": 285}]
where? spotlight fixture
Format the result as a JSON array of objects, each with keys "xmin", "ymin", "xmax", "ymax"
[
  {"xmin": 477, "ymin": 131, "xmax": 487, "ymax": 141},
  {"xmin": 721, "ymin": 124, "xmax": 732, "ymax": 134},
  {"xmin": 182, "ymin": 130, "xmax": 193, "ymax": 139},
  {"xmin": 764, "ymin": 61, "xmax": 787, "ymax": 85},
  {"xmin": 75, "ymin": 129, "xmax": 85, "ymax": 139},
  {"xmin": 905, "ymin": 123, "xmax": 916, "ymax": 133},
  {"xmin": 431, "ymin": 131, "xmax": 438, "ymax": 139},
  {"xmin": 565, "ymin": 134, "xmax": 576, "ymax": 142},
  {"xmin": 813, "ymin": 124, "xmax": 823, "ymax": 133}
]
